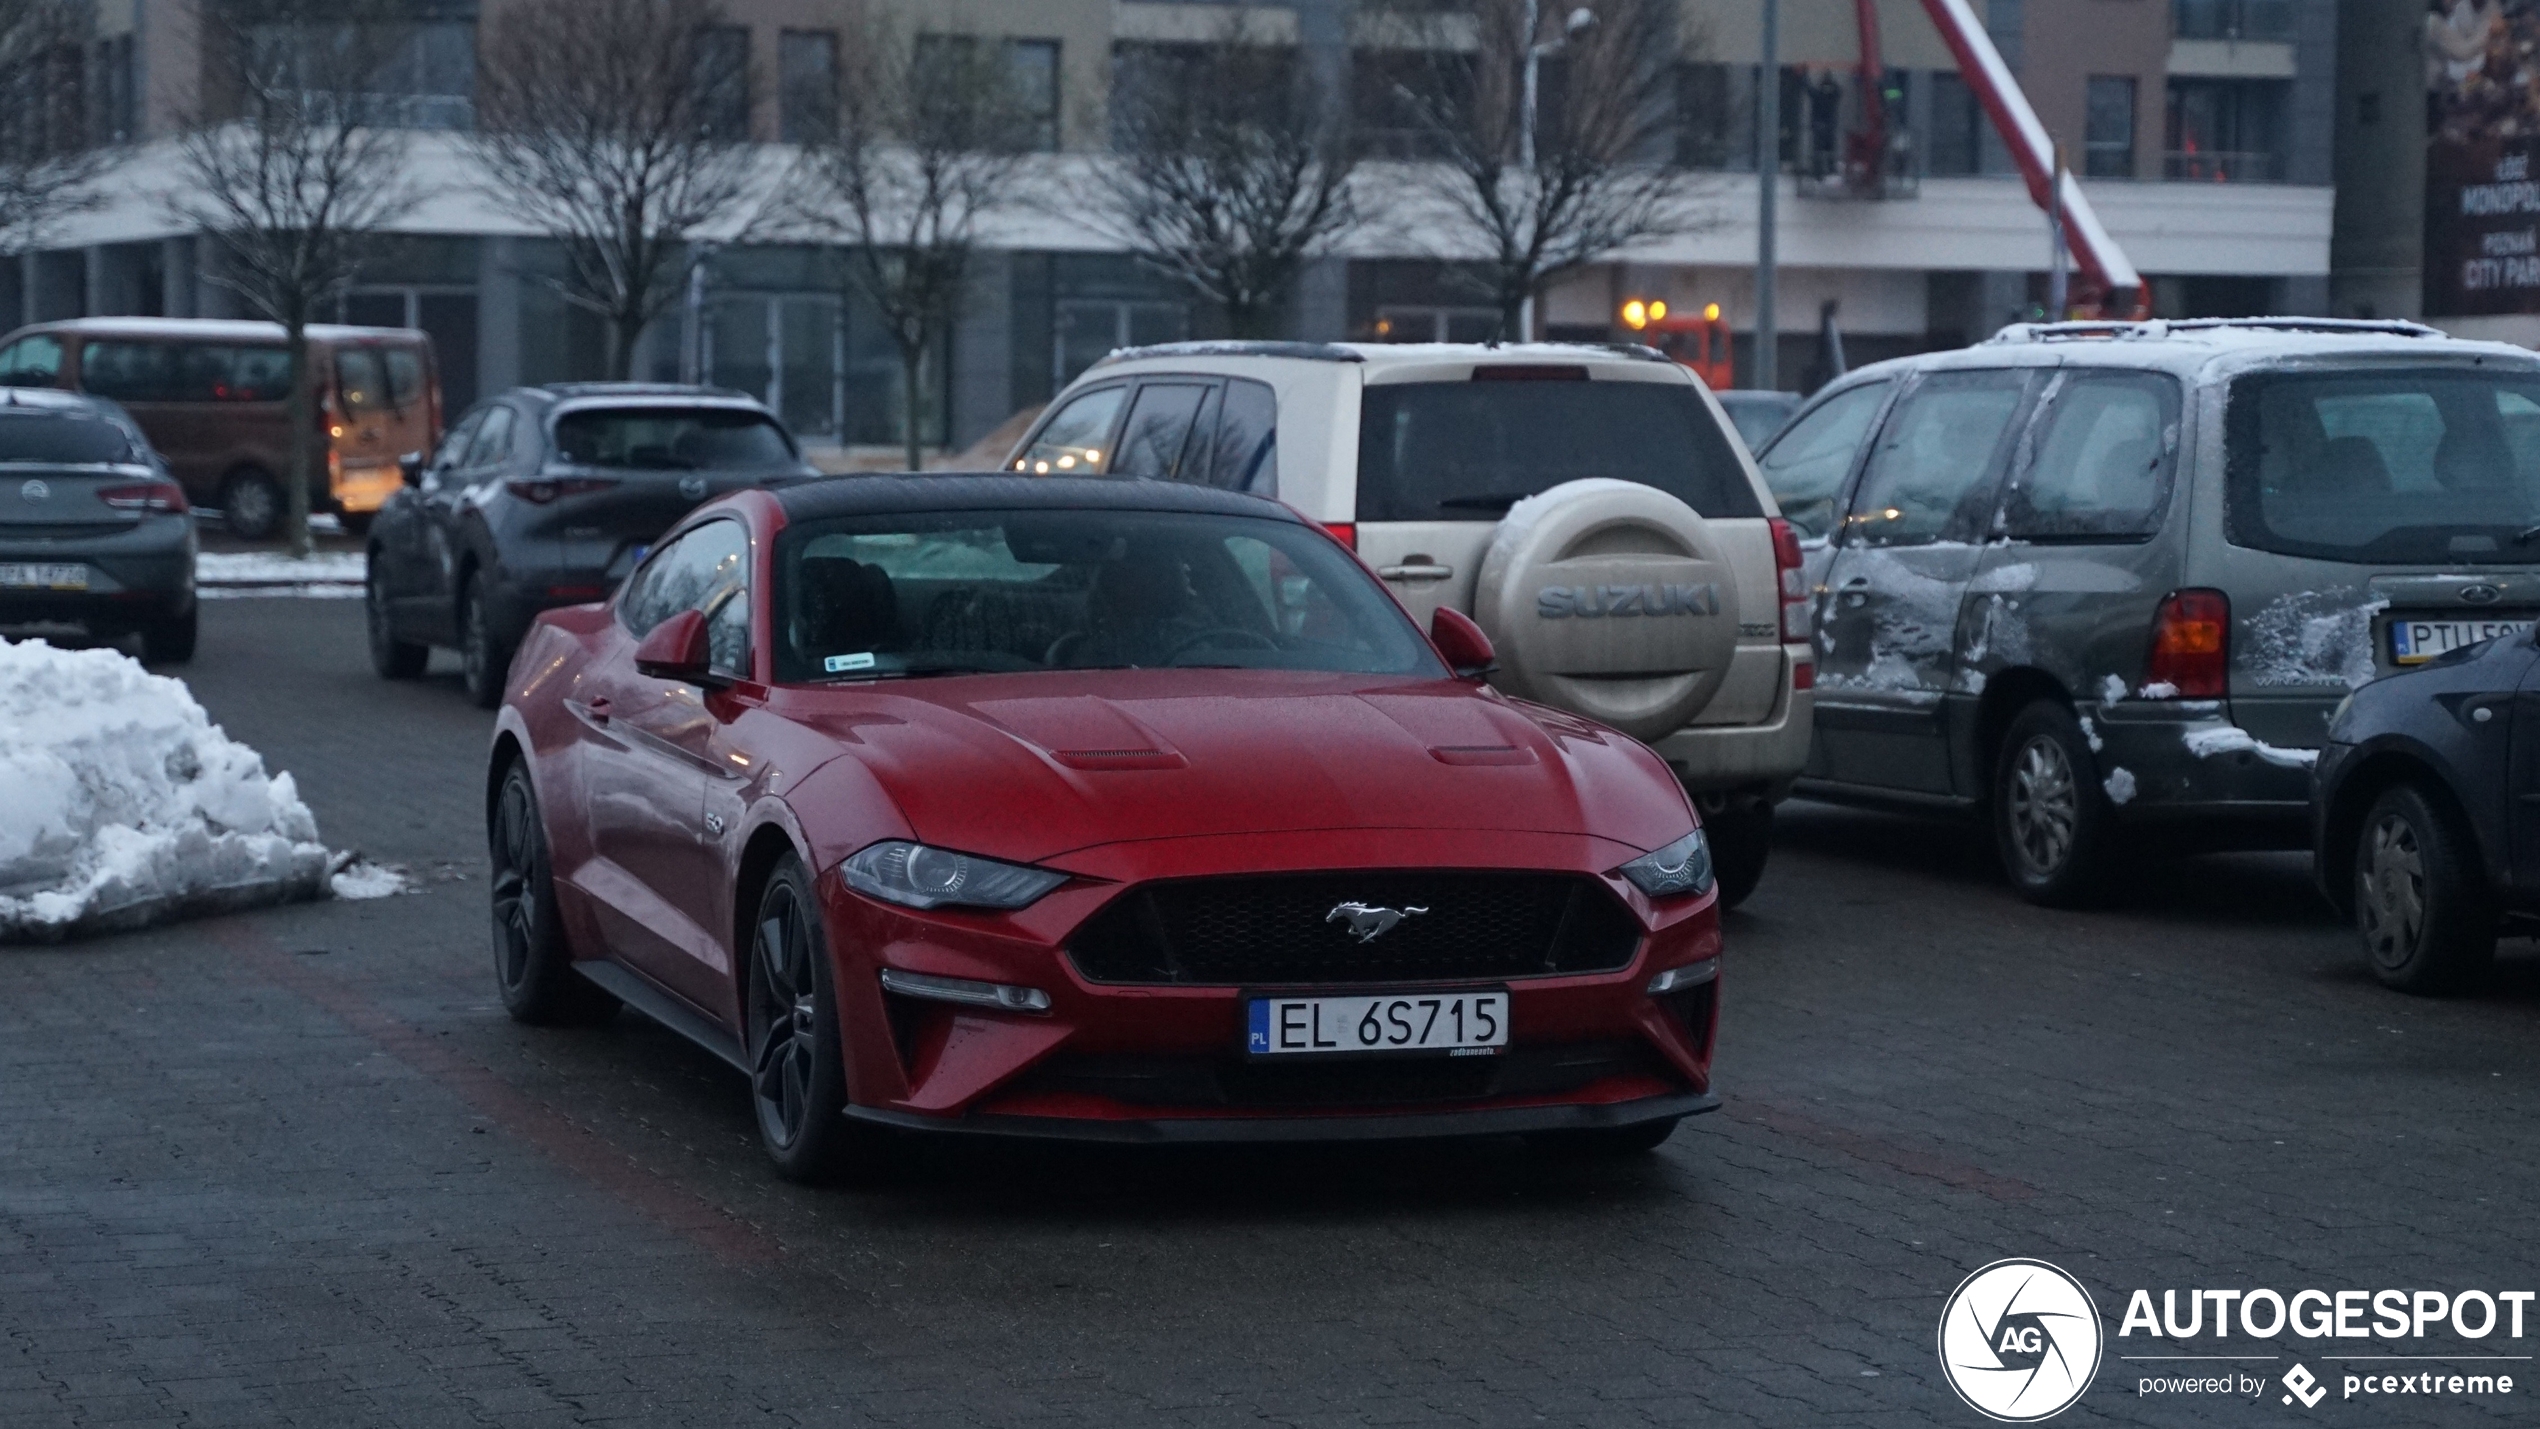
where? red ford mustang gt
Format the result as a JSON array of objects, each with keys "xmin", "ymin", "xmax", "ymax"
[{"xmin": 487, "ymin": 475, "xmax": 1721, "ymax": 1179}]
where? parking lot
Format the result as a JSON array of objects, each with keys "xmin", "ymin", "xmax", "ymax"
[{"xmin": 0, "ymin": 596, "xmax": 2532, "ymax": 1426}]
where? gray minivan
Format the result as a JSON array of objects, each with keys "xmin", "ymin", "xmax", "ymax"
[{"xmin": 1752, "ymin": 317, "xmax": 2540, "ymax": 904}]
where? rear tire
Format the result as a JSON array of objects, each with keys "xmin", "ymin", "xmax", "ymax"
[
  {"xmin": 367, "ymin": 561, "xmax": 428, "ymax": 679},
  {"xmin": 221, "ymin": 468, "xmax": 282, "ymax": 542},
  {"xmin": 1699, "ymin": 798, "xmax": 1772, "ymax": 910},
  {"xmin": 139, "ymin": 607, "xmax": 196, "ymax": 665},
  {"xmin": 487, "ymin": 760, "xmax": 618, "ymax": 1026},
  {"xmin": 1992, "ymin": 700, "xmax": 2116, "ymax": 907},
  {"xmin": 1532, "ymin": 1116, "xmax": 1680, "ymax": 1158},
  {"xmin": 746, "ymin": 856, "xmax": 868, "ymax": 1183},
  {"xmin": 2355, "ymin": 783, "xmax": 2495, "ymax": 994},
  {"xmin": 459, "ymin": 569, "xmax": 511, "ymax": 709},
  {"xmin": 339, "ymin": 511, "xmax": 374, "ymax": 537}
]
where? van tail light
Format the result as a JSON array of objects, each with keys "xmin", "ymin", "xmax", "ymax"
[
  {"xmin": 100, "ymin": 480, "xmax": 187, "ymax": 514},
  {"xmin": 506, "ymin": 477, "xmax": 620, "ymax": 504},
  {"xmin": 1323, "ymin": 521, "xmax": 1356, "ymax": 551},
  {"xmin": 1769, "ymin": 517, "xmax": 1807, "ymax": 641},
  {"xmin": 2146, "ymin": 588, "xmax": 2230, "ymax": 698}
]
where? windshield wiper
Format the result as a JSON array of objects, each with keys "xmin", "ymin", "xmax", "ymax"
[
  {"xmin": 1436, "ymin": 492, "xmax": 1540, "ymax": 512},
  {"xmin": 2513, "ymin": 522, "xmax": 2540, "ymax": 545}
]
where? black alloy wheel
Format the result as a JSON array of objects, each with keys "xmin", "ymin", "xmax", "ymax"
[
  {"xmin": 2355, "ymin": 783, "xmax": 2495, "ymax": 994},
  {"xmin": 746, "ymin": 856, "xmax": 861, "ymax": 1183},
  {"xmin": 367, "ymin": 562, "xmax": 427, "ymax": 678},
  {"xmin": 487, "ymin": 761, "xmax": 617, "ymax": 1026},
  {"xmin": 1992, "ymin": 700, "xmax": 2116, "ymax": 907},
  {"xmin": 460, "ymin": 569, "xmax": 510, "ymax": 709}
]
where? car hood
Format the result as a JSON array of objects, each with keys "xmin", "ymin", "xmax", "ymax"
[{"xmin": 777, "ymin": 669, "xmax": 1690, "ymax": 864}]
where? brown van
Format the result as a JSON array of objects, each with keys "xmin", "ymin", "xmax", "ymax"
[{"xmin": 0, "ymin": 318, "xmax": 443, "ymax": 539}]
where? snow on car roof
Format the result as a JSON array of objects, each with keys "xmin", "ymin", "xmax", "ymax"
[
  {"xmin": 1978, "ymin": 317, "xmax": 2540, "ymax": 375},
  {"xmin": 776, "ymin": 472, "xmax": 1305, "ymax": 523},
  {"xmin": 1093, "ymin": 339, "xmax": 1674, "ymax": 370},
  {"xmin": 16, "ymin": 317, "xmax": 421, "ymax": 344}
]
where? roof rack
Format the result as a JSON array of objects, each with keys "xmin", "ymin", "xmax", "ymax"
[
  {"xmin": 1986, "ymin": 317, "xmax": 2447, "ymax": 345},
  {"xmin": 1094, "ymin": 340, "xmax": 1365, "ymax": 367}
]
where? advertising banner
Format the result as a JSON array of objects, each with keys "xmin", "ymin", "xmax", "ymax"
[{"xmin": 2427, "ymin": 0, "xmax": 2540, "ymax": 315}]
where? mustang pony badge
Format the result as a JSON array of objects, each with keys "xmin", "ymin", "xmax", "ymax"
[{"xmin": 1326, "ymin": 902, "xmax": 1428, "ymax": 943}]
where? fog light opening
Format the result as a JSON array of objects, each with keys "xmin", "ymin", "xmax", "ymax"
[
  {"xmin": 878, "ymin": 967, "xmax": 1051, "ymax": 1014},
  {"xmin": 1645, "ymin": 958, "xmax": 1718, "ymax": 996}
]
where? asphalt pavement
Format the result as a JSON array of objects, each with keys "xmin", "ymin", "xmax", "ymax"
[{"xmin": 6, "ymin": 597, "xmax": 2539, "ymax": 1427}]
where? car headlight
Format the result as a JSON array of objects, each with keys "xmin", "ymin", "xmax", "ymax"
[
  {"xmin": 841, "ymin": 840, "xmax": 1067, "ymax": 910},
  {"xmin": 1616, "ymin": 828, "xmax": 1714, "ymax": 899}
]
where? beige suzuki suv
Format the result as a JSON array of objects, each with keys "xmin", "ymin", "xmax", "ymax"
[{"xmin": 1007, "ymin": 340, "xmax": 1813, "ymax": 905}]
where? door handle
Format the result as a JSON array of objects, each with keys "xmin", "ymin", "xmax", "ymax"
[
  {"xmin": 1379, "ymin": 563, "xmax": 1455, "ymax": 581},
  {"xmin": 585, "ymin": 696, "xmax": 611, "ymax": 724},
  {"xmin": 1838, "ymin": 577, "xmax": 1872, "ymax": 590}
]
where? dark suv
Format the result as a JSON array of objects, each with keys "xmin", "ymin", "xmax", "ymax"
[{"xmin": 365, "ymin": 383, "xmax": 817, "ymax": 705}]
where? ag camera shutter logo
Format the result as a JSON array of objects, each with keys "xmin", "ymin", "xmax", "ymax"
[{"xmin": 1937, "ymin": 1259, "xmax": 2104, "ymax": 1421}]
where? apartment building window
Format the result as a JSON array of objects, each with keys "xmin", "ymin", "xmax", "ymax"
[
  {"xmin": 1008, "ymin": 40, "xmax": 1059, "ymax": 151},
  {"xmin": 89, "ymin": 33, "xmax": 134, "ymax": 144},
  {"xmin": 1352, "ymin": 49, "xmax": 1468, "ymax": 160},
  {"xmin": 2085, "ymin": 76, "xmax": 2136, "ymax": 178},
  {"xmin": 243, "ymin": 21, "xmax": 477, "ymax": 130},
  {"xmin": 694, "ymin": 25, "xmax": 751, "ymax": 141},
  {"xmin": 2166, "ymin": 77, "xmax": 2284, "ymax": 181},
  {"xmin": 779, "ymin": 30, "xmax": 837, "ymax": 142},
  {"xmin": 1675, "ymin": 62, "xmax": 1753, "ymax": 171},
  {"xmin": 2172, "ymin": 0, "xmax": 2295, "ymax": 41}
]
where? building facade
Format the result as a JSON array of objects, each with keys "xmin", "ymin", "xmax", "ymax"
[{"xmin": 28, "ymin": 0, "xmax": 2338, "ymax": 455}]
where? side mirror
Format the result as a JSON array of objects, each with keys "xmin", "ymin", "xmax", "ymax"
[
  {"xmin": 398, "ymin": 451, "xmax": 424, "ymax": 487},
  {"xmin": 1430, "ymin": 607, "xmax": 1497, "ymax": 679},
  {"xmin": 632, "ymin": 608, "xmax": 721, "ymax": 685}
]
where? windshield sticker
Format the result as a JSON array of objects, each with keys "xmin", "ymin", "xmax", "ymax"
[{"xmin": 824, "ymin": 652, "xmax": 877, "ymax": 673}]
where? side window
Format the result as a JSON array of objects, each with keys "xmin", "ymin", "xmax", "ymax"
[
  {"xmin": 621, "ymin": 519, "xmax": 751, "ymax": 665},
  {"xmin": 465, "ymin": 406, "xmax": 516, "ymax": 467},
  {"xmin": 79, "ymin": 341, "xmax": 177, "ymax": 402},
  {"xmin": 436, "ymin": 409, "xmax": 485, "ymax": 468},
  {"xmin": 2005, "ymin": 373, "xmax": 2181, "ymax": 540},
  {"xmin": 384, "ymin": 348, "xmax": 426, "ymax": 408},
  {"xmin": 1756, "ymin": 381, "xmax": 1889, "ymax": 539},
  {"xmin": 1111, "ymin": 381, "xmax": 1211, "ymax": 480},
  {"xmin": 0, "ymin": 333, "xmax": 62, "ymax": 385},
  {"xmin": 182, "ymin": 345, "xmax": 290, "ymax": 402},
  {"xmin": 1014, "ymin": 384, "xmax": 1126, "ymax": 473},
  {"xmin": 1844, "ymin": 370, "xmax": 2031, "ymax": 548},
  {"xmin": 1205, "ymin": 378, "xmax": 1277, "ymax": 494}
]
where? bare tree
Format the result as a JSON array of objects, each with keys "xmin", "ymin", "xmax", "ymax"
[
  {"xmin": 1380, "ymin": 0, "xmax": 1707, "ymax": 338},
  {"xmin": 170, "ymin": 1, "xmax": 417, "ymax": 554},
  {"xmin": 776, "ymin": 15, "xmax": 1039, "ymax": 470},
  {"xmin": 472, "ymin": 0, "xmax": 756, "ymax": 380},
  {"xmin": 0, "ymin": 0, "xmax": 111, "ymax": 255},
  {"xmin": 1099, "ymin": 14, "xmax": 1358, "ymax": 341}
]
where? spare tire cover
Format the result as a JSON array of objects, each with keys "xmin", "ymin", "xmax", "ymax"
[{"xmin": 1472, "ymin": 478, "xmax": 1741, "ymax": 741}]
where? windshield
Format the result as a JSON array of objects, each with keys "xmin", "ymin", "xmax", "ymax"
[
  {"xmin": 2226, "ymin": 368, "xmax": 2540, "ymax": 564},
  {"xmin": 1717, "ymin": 394, "xmax": 1797, "ymax": 453},
  {"xmin": 1355, "ymin": 377, "xmax": 1762, "ymax": 520},
  {"xmin": 772, "ymin": 508, "xmax": 1442, "ymax": 683},
  {"xmin": 0, "ymin": 413, "xmax": 136, "ymax": 464},
  {"xmin": 553, "ymin": 407, "xmax": 795, "ymax": 470}
]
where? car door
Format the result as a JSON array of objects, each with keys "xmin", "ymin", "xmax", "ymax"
[
  {"xmin": 421, "ymin": 404, "xmax": 515, "ymax": 640},
  {"xmin": 383, "ymin": 406, "xmax": 480, "ymax": 628},
  {"xmin": 1753, "ymin": 377, "xmax": 1897, "ymax": 597},
  {"xmin": 570, "ymin": 517, "xmax": 751, "ymax": 1016},
  {"xmin": 1811, "ymin": 367, "xmax": 2038, "ymax": 794},
  {"xmin": 1108, "ymin": 378, "xmax": 1216, "ymax": 481}
]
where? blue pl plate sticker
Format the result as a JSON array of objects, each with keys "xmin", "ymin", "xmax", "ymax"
[
  {"xmin": 823, "ymin": 652, "xmax": 877, "ymax": 673},
  {"xmin": 1246, "ymin": 1000, "xmax": 1269, "ymax": 1053}
]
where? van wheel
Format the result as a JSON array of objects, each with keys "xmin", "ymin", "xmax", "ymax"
[
  {"xmin": 221, "ymin": 468, "xmax": 282, "ymax": 541},
  {"xmin": 1992, "ymin": 701, "xmax": 2115, "ymax": 907},
  {"xmin": 1698, "ymin": 798, "xmax": 1772, "ymax": 910},
  {"xmin": 459, "ymin": 570, "xmax": 511, "ymax": 709},
  {"xmin": 2355, "ymin": 783, "xmax": 2494, "ymax": 994}
]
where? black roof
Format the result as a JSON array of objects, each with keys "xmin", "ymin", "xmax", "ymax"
[{"xmin": 774, "ymin": 472, "xmax": 1303, "ymax": 524}]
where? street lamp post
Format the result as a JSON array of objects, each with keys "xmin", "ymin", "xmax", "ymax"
[
  {"xmin": 1754, "ymin": 0, "xmax": 1779, "ymax": 391},
  {"xmin": 1517, "ymin": 2, "xmax": 1593, "ymax": 342}
]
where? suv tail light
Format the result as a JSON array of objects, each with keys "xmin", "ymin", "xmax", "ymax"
[
  {"xmin": 2146, "ymin": 588, "xmax": 2230, "ymax": 698},
  {"xmin": 506, "ymin": 477, "xmax": 620, "ymax": 504},
  {"xmin": 1769, "ymin": 517, "xmax": 1808, "ymax": 641},
  {"xmin": 99, "ymin": 480, "xmax": 187, "ymax": 514}
]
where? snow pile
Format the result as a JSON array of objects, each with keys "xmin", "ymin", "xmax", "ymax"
[
  {"xmin": 196, "ymin": 550, "xmax": 365, "ymax": 600},
  {"xmin": 2183, "ymin": 724, "xmax": 2319, "ymax": 769},
  {"xmin": 327, "ymin": 857, "xmax": 411, "ymax": 900},
  {"xmin": 0, "ymin": 637, "xmax": 333, "ymax": 941}
]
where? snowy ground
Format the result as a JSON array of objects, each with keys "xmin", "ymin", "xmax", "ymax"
[
  {"xmin": 196, "ymin": 549, "xmax": 365, "ymax": 599},
  {"xmin": 0, "ymin": 637, "xmax": 408, "ymax": 942}
]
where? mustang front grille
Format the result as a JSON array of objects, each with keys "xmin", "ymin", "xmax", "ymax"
[{"xmin": 1065, "ymin": 871, "xmax": 1642, "ymax": 986}]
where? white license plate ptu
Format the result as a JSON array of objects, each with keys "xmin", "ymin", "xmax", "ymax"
[
  {"xmin": 1247, "ymin": 991, "xmax": 1509, "ymax": 1057},
  {"xmin": 2391, "ymin": 617, "xmax": 2534, "ymax": 664}
]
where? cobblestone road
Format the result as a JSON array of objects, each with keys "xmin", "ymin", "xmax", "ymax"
[{"xmin": 5, "ymin": 599, "xmax": 2538, "ymax": 1426}]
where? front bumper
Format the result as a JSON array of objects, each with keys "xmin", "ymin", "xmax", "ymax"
[{"xmin": 821, "ymin": 828, "xmax": 1723, "ymax": 1140}]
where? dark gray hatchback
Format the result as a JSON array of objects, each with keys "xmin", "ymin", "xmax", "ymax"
[
  {"xmin": 0, "ymin": 389, "xmax": 196, "ymax": 663},
  {"xmin": 365, "ymin": 383, "xmax": 817, "ymax": 706},
  {"xmin": 1754, "ymin": 318, "xmax": 2540, "ymax": 904}
]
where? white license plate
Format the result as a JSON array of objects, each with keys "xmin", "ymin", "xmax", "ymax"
[
  {"xmin": 0, "ymin": 562, "xmax": 87, "ymax": 591},
  {"xmin": 1246, "ymin": 992, "xmax": 1508, "ymax": 1057},
  {"xmin": 2391, "ymin": 617, "xmax": 2534, "ymax": 664}
]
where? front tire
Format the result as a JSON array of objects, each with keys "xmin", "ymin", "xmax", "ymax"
[
  {"xmin": 139, "ymin": 607, "xmax": 197, "ymax": 665},
  {"xmin": 1698, "ymin": 797, "xmax": 1772, "ymax": 910},
  {"xmin": 2355, "ymin": 783, "xmax": 2495, "ymax": 994},
  {"xmin": 459, "ymin": 569, "xmax": 512, "ymax": 709},
  {"xmin": 487, "ymin": 760, "xmax": 618, "ymax": 1026},
  {"xmin": 746, "ymin": 856, "xmax": 864, "ymax": 1183},
  {"xmin": 1992, "ymin": 700, "xmax": 2116, "ymax": 907},
  {"xmin": 367, "ymin": 560, "xmax": 428, "ymax": 679}
]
